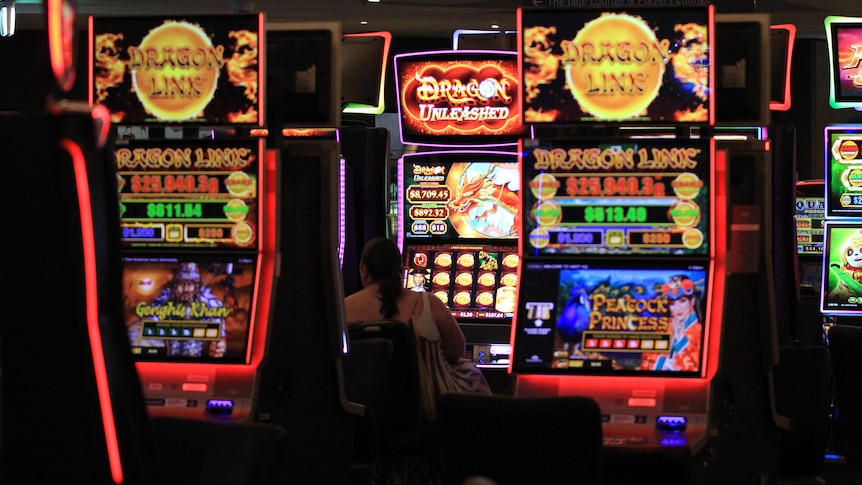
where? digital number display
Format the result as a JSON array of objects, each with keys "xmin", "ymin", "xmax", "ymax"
[
  {"xmin": 116, "ymin": 139, "xmax": 261, "ymax": 249},
  {"xmin": 521, "ymin": 138, "xmax": 711, "ymax": 256}
]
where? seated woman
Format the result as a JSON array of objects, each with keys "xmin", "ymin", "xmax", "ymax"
[{"xmin": 344, "ymin": 237, "xmax": 491, "ymax": 424}]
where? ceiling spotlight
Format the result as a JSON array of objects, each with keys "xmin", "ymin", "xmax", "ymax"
[{"xmin": 0, "ymin": 1, "xmax": 15, "ymax": 38}]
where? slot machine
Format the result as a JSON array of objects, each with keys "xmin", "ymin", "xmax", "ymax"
[
  {"xmin": 90, "ymin": 13, "xmax": 275, "ymax": 422},
  {"xmin": 512, "ymin": 5, "xmax": 786, "ymax": 483},
  {"xmin": 822, "ymin": 124, "xmax": 862, "ymax": 326},
  {"xmin": 393, "ymin": 49, "xmax": 526, "ymax": 388}
]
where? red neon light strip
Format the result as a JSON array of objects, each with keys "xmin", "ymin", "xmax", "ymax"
[
  {"xmin": 708, "ymin": 5, "xmax": 716, "ymax": 127},
  {"xmin": 88, "ymin": 15, "xmax": 94, "ymax": 107},
  {"xmin": 770, "ymin": 24, "xmax": 796, "ymax": 112},
  {"xmin": 257, "ymin": 12, "xmax": 265, "ymax": 127},
  {"xmin": 64, "ymin": 138, "xmax": 124, "ymax": 484}
]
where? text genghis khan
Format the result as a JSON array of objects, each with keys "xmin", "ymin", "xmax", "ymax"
[{"xmin": 135, "ymin": 300, "xmax": 232, "ymax": 320}]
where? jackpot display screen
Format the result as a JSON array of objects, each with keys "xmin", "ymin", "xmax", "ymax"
[
  {"xmin": 521, "ymin": 138, "xmax": 711, "ymax": 257},
  {"xmin": 821, "ymin": 221, "xmax": 862, "ymax": 315},
  {"xmin": 404, "ymin": 243, "xmax": 519, "ymax": 320},
  {"xmin": 400, "ymin": 152, "xmax": 520, "ymax": 242},
  {"xmin": 519, "ymin": 6, "xmax": 713, "ymax": 125},
  {"xmin": 511, "ymin": 260, "xmax": 708, "ymax": 376},
  {"xmin": 116, "ymin": 138, "xmax": 262, "ymax": 250},
  {"xmin": 824, "ymin": 126, "xmax": 862, "ymax": 218},
  {"xmin": 825, "ymin": 16, "xmax": 862, "ymax": 110},
  {"xmin": 90, "ymin": 14, "xmax": 264, "ymax": 125},
  {"xmin": 795, "ymin": 196, "xmax": 825, "ymax": 256},
  {"xmin": 121, "ymin": 254, "xmax": 258, "ymax": 363},
  {"xmin": 394, "ymin": 50, "xmax": 526, "ymax": 147}
]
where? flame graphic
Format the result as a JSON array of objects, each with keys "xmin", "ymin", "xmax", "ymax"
[
  {"xmin": 94, "ymin": 32, "xmax": 128, "ymax": 118},
  {"xmin": 523, "ymin": 26, "xmax": 560, "ymax": 103},
  {"xmin": 674, "ymin": 105, "xmax": 708, "ymax": 122},
  {"xmin": 670, "ymin": 22, "xmax": 709, "ymax": 102},
  {"xmin": 227, "ymin": 29, "xmax": 259, "ymax": 103}
]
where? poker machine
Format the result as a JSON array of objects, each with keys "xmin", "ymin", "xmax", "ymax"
[
  {"xmin": 392, "ymin": 49, "xmax": 526, "ymax": 378},
  {"xmin": 90, "ymin": 13, "xmax": 277, "ymax": 422},
  {"xmin": 511, "ymin": 5, "xmax": 788, "ymax": 483},
  {"xmin": 821, "ymin": 124, "xmax": 862, "ymax": 326}
]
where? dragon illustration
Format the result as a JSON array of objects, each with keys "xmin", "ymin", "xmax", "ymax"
[{"xmin": 447, "ymin": 163, "xmax": 520, "ymax": 237}]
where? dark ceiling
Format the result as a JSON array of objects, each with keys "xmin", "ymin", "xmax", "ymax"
[{"xmin": 11, "ymin": 0, "xmax": 862, "ymax": 40}]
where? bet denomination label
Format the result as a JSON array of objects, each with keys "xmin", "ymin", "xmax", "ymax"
[
  {"xmin": 116, "ymin": 139, "xmax": 261, "ymax": 249},
  {"xmin": 825, "ymin": 126, "xmax": 862, "ymax": 218},
  {"xmin": 521, "ymin": 138, "xmax": 711, "ymax": 256},
  {"xmin": 91, "ymin": 14, "xmax": 262, "ymax": 125}
]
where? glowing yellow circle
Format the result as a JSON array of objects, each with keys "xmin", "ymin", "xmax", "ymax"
[
  {"xmin": 132, "ymin": 21, "xmax": 220, "ymax": 121},
  {"xmin": 564, "ymin": 14, "xmax": 666, "ymax": 121}
]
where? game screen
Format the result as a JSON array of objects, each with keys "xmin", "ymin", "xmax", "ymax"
[
  {"xmin": 824, "ymin": 126, "xmax": 862, "ymax": 218},
  {"xmin": 403, "ymin": 243, "xmax": 519, "ymax": 321},
  {"xmin": 399, "ymin": 152, "xmax": 520, "ymax": 242},
  {"xmin": 821, "ymin": 221, "xmax": 862, "ymax": 315},
  {"xmin": 90, "ymin": 14, "xmax": 263, "ymax": 125},
  {"xmin": 121, "ymin": 254, "xmax": 257, "ymax": 363},
  {"xmin": 521, "ymin": 137, "xmax": 711, "ymax": 257},
  {"xmin": 519, "ymin": 6, "xmax": 713, "ymax": 125},
  {"xmin": 116, "ymin": 138, "xmax": 262, "ymax": 250},
  {"xmin": 511, "ymin": 260, "xmax": 708, "ymax": 377},
  {"xmin": 795, "ymin": 196, "xmax": 825, "ymax": 256},
  {"xmin": 394, "ymin": 50, "xmax": 526, "ymax": 147},
  {"xmin": 825, "ymin": 16, "xmax": 862, "ymax": 110}
]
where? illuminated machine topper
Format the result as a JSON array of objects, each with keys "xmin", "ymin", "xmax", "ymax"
[
  {"xmin": 122, "ymin": 255, "xmax": 257, "ymax": 363},
  {"xmin": 394, "ymin": 50, "xmax": 526, "ymax": 147},
  {"xmin": 821, "ymin": 221, "xmax": 862, "ymax": 315},
  {"xmin": 90, "ymin": 14, "xmax": 263, "ymax": 124},
  {"xmin": 116, "ymin": 138, "xmax": 262, "ymax": 250},
  {"xmin": 521, "ymin": 138, "xmax": 711, "ymax": 257},
  {"xmin": 400, "ymin": 152, "xmax": 520, "ymax": 241},
  {"xmin": 512, "ymin": 260, "xmax": 708, "ymax": 377},
  {"xmin": 519, "ymin": 6, "xmax": 713, "ymax": 125},
  {"xmin": 824, "ymin": 126, "xmax": 862, "ymax": 218},
  {"xmin": 403, "ymin": 243, "xmax": 520, "ymax": 321},
  {"xmin": 825, "ymin": 16, "xmax": 862, "ymax": 110}
]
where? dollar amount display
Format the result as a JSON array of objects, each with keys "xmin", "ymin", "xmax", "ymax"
[
  {"xmin": 128, "ymin": 174, "xmax": 220, "ymax": 194},
  {"xmin": 583, "ymin": 205, "xmax": 648, "ymax": 223},
  {"xmin": 566, "ymin": 176, "xmax": 666, "ymax": 197},
  {"xmin": 841, "ymin": 193, "xmax": 862, "ymax": 207},
  {"xmin": 628, "ymin": 230, "xmax": 685, "ymax": 247},
  {"xmin": 410, "ymin": 206, "xmax": 449, "ymax": 219},
  {"xmin": 406, "ymin": 186, "xmax": 451, "ymax": 203},
  {"xmin": 148, "ymin": 202, "xmax": 202, "ymax": 219},
  {"xmin": 122, "ymin": 200, "xmax": 232, "ymax": 221}
]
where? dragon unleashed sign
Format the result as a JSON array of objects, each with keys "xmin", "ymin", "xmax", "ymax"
[
  {"xmin": 394, "ymin": 50, "xmax": 525, "ymax": 147},
  {"xmin": 520, "ymin": 6, "xmax": 713, "ymax": 124},
  {"xmin": 90, "ymin": 14, "xmax": 263, "ymax": 125}
]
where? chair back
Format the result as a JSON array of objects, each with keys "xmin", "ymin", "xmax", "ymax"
[
  {"xmin": 349, "ymin": 320, "xmax": 422, "ymax": 431},
  {"xmin": 342, "ymin": 336, "xmax": 394, "ymax": 465},
  {"xmin": 436, "ymin": 393, "xmax": 604, "ymax": 485}
]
